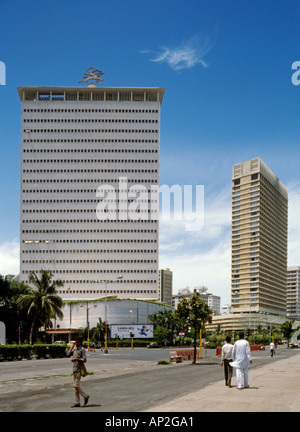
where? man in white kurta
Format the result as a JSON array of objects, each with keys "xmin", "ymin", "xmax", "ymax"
[{"xmin": 230, "ymin": 331, "xmax": 252, "ymax": 389}]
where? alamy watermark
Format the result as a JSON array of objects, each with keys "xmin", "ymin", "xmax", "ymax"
[
  {"xmin": 96, "ymin": 177, "xmax": 204, "ymax": 231},
  {"xmin": 0, "ymin": 61, "xmax": 6, "ymax": 85},
  {"xmin": 291, "ymin": 61, "xmax": 300, "ymax": 86}
]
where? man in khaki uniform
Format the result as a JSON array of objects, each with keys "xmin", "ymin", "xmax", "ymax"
[{"xmin": 68, "ymin": 337, "xmax": 89, "ymax": 407}]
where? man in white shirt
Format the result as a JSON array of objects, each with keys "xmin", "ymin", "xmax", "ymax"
[
  {"xmin": 270, "ymin": 341, "xmax": 275, "ymax": 357},
  {"xmin": 230, "ymin": 331, "xmax": 252, "ymax": 390},
  {"xmin": 220, "ymin": 335, "xmax": 234, "ymax": 387}
]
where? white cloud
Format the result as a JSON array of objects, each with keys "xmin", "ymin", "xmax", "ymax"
[
  {"xmin": 0, "ymin": 239, "xmax": 20, "ymax": 277},
  {"xmin": 159, "ymin": 186, "xmax": 232, "ymax": 304},
  {"xmin": 159, "ymin": 185, "xmax": 231, "ymax": 250},
  {"xmin": 149, "ymin": 35, "xmax": 214, "ymax": 71},
  {"xmin": 160, "ymin": 236, "xmax": 232, "ymax": 305}
]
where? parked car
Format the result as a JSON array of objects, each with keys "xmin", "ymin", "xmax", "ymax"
[
  {"xmin": 147, "ymin": 342, "xmax": 161, "ymax": 348},
  {"xmin": 54, "ymin": 340, "xmax": 64, "ymax": 344}
]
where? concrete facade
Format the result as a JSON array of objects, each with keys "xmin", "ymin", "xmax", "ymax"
[
  {"xmin": 18, "ymin": 86, "xmax": 164, "ymax": 301},
  {"xmin": 158, "ymin": 268, "xmax": 173, "ymax": 306},
  {"xmin": 231, "ymin": 157, "xmax": 288, "ymax": 316}
]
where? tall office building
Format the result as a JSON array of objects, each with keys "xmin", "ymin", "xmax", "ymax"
[
  {"xmin": 231, "ymin": 157, "xmax": 288, "ymax": 316},
  {"xmin": 287, "ymin": 266, "xmax": 300, "ymax": 319},
  {"xmin": 18, "ymin": 83, "xmax": 164, "ymax": 300}
]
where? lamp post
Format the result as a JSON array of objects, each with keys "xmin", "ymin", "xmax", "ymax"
[
  {"xmin": 80, "ymin": 303, "xmax": 97, "ymax": 348},
  {"xmin": 249, "ymin": 295, "xmax": 252, "ymax": 336},
  {"xmin": 92, "ymin": 275, "xmax": 123, "ymax": 354},
  {"xmin": 129, "ymin": 309, "xmax": 134, "ymax": 349}
]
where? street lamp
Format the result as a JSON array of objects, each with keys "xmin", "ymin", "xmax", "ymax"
[
  {"xmin": 129, "ymin": 309, "xmax": 134, "ymax": 349},
  {"xmin": 92, "ymin": 275, "xmax": 123, "ymax": 353},
  {"xmin": 80, "ymin": 303, "xmax": 97, "ymax": 348}
]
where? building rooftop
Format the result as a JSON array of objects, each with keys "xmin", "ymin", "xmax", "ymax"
[{"xmin": 17, "ymin": 86, "xmax": 165, "ymax": 103}]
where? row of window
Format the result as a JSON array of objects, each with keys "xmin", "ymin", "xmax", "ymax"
[
  {"xmin": 23, "ymin": 108, "xmax": 159, "ymax": 114},
  {"xmin": 24, "ymin": 128, "xmax": 158, "ymax": 134},
  {"xmin": 23, "ymin": 158, "xmax": 158, "ymax": 163},
  {"xmin": 22, "ymin": 189, "xmax": 155, "ymax": 194},
  {"xmin": 23, "ymin": 210, "xmax": 158, "ymax": 215},
  {"xmin": 21, "ymin": 272, "xmax": 157, "ymax": 283},
  {"xmin": 24, "ymin": 118, "xmax": 158, "ymax": 124},
  {"xmin": 23, "ymin": 179, "xmax": 158, "ymax": 184},
  {"xmin": 23, "ymin": 239, "xmax": 157, "ymax": 244},
  {"xmin": 21, "ymin": 266, "xmax": 157, "ymax": 274},
  {"xmin": 22, "ymin": 249, "xmax": 157, "ymax": 253},
  {"xmin": 60, "ymin": 290, "xmax": 157, "ymax": 295},
  {"xmin": 23, "ymin": 168, "xmax": 158, "ymax": 173},
  {"xmin": 22, "ymin": 229, "xmax": 157, "ymax": 234},
  {"xmin": 22, "ymin": 259, "xmax": 157, "ymax": 263},
  {"xmin": 23, "ymin": 141, "xmax": 158, "ymax": 146},
  {"xmin": 22, "ymin": 199, "xmax": 157, "ymax": 204},
  {"xmin": 22, "ymin": 219, "xmax": 157, "ymax": 224}
]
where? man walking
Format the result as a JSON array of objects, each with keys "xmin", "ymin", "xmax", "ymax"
[
  {"xmin": 67, "ymin": 337, "xmax": 89, "ymax": 407},
  {"xmin": 230, "ymin": 331, "xmax": 252, "ymax": 390},
  {"xmin": 220, "ymin": 335, "xmax": 233, "ymax": 387},
  {"xmin": 270, "ymin": 341, "xmax": 275, "ymax": 357}
]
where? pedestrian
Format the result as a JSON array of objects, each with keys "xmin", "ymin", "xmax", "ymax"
[
  {"xmin": 230, "ymin": 331, "xmax": 252, "ymax": 390},
  {"xmin": 220, "ymin": 335, "xmax": 233, "ymax": 387},
  {"xmin": 67, "ymin": 337, "xmax": 89, "ymax": 408},
  {"xmin": 270, "ymin": 341, "xmax": 275, "ymax": 357}
]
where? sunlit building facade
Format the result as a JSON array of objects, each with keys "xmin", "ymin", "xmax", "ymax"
[
  {"xmin": 231, "ymin": 157, "xmax": 288, "ymax": 316},
  {"xmin": 18, "ymin": 85, "xmax": 164, "ymax": 300}
]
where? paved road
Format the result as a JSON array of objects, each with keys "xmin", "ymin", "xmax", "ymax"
[{"xmin": 0, "ymin": 345, "xmax": 298, "ymax": 412}]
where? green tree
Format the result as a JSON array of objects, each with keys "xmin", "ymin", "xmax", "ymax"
[
  {"xmin": 91, "ymin": 317, "xmax": 105, "ymax": 344},
  {"xmin": 174, "ymin": 292, "xmax": 213, "ymax": 364},
  {"xmin": 153, "ymin": 326, "xmax": 171, "ymax": 346},
  {"xmin": 0, "ymin": 275, "xmax": 29, "ymax": 343},
  {"xmin": 149, "ymin": 308, "xmax": 175, "ymax": 344},
  {"xmin": 17, "ymin": 270, "xmax": 64, "ymax": 344},
  {"xmin": 281, "ymin": 320, "xmax": 294, "ymax": 348}
]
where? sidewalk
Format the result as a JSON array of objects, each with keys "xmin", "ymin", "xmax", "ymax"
[{"xmin": 145, "ymin": 352, "xmax": 300, "ymax": 412}]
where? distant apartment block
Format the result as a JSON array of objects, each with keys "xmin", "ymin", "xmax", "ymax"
[
  {"xmin": 173, "ymin": 286, "xmax": 220, "ymax": 315},
  {"xmin": 231, "ymin": 157, "xmax": 288, "ymax": 316},
  {"xmin": 158, "ymin": 268, "xmax": 173, "ymax": 306},
  {"xmin": 287, "ymin": 266, "xmax": 300, "ymax": 320},
  {"xmin": 221, "ymin": 304, "xmax": 232, "ymax": 315},
  {"xmin": 18, "ymin": 85, "xmax": 164, "ymax": 300}
]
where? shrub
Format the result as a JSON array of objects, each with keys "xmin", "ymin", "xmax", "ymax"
[
  {"xmin": 33, "ymin": 344, "xmax": 49, "ymax": 359},
  {"xmin": 157, "ymin": 360, "xmax": 171, "ymax": 365},
  {"xmin": 18, "ymin": 345, "xmax": 33, "ymax": 359},
  {"xmin": 0, "ymin": 344, "xmax": 67, "ymax": 361},
  {"xmin": 0, "ymin": 345, "xmax": 20, "ymax": 361},
  {"xmin": 48, "ymin": 344, "xmax": 67, "ymax": 358}
]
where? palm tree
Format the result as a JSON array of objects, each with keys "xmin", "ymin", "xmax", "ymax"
[
  {"xmin": 91, "ymin": 317, "xmax": 105, "ymax": 344},
  {"xmin": 149, "ymin": 309, "xmax": 175, "ymax": 345},
  {"xmin": 17, "ymin": 270, "xmax": 64, "ymax": 344}
]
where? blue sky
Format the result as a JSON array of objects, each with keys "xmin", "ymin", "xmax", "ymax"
[{"xmin": 1, "ymin": 0, "xmax": 300, "ymax": 305}]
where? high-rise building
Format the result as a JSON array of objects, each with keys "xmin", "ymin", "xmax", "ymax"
[
  {"xmin": 231, "ymin": 157, "xmax": 288, "ymax": 316},
  {"xmin": 287, "ymin": 266, "xmax": 300, "ymax": 319},
  {"xmin": 18, "ymin": 84, "xmax": 164, "ymax": 300},
  {"xmin": 158, "ymin": 268, "xmax": 173, "ymax": 306}
]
